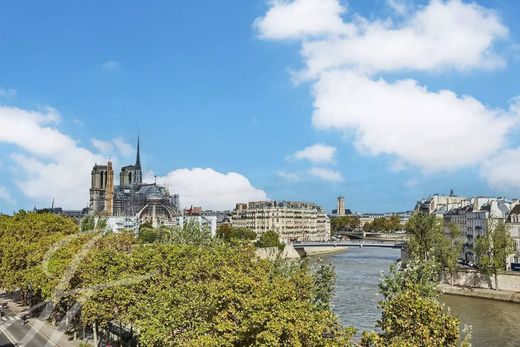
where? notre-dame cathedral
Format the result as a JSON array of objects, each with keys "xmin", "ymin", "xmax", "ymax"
[{"xmin": 89, "ymin": 137, "xmax": 180, "ymax": 224}]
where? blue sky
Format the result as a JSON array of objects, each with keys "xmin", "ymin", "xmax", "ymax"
[{"xmin": 0, "ymin": 0, "xmax": 520, "ymax": 214}]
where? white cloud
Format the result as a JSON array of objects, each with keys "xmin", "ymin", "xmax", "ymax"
[
  {"xmin": 257, "ymin": 0, "xmax": 507, "ymax": 80},
  {"xmin": 150, "ymin": 168, "xmax": 268, "ymax": 210},
  {"xmin": 91, "ymin": 137, "xmax": 134, "ymax": 157},
  {"xmin": 0, "ymin": 106, "xmax": 105, "ymax": 209},
  {"xmin": 256, "ymin": 0, "xmax": 515, "ymax": 176},
  {"xmin": 309, "ymin": 167, "xmax": 343, "ymax": 182},
  {"xmin": 101, "ymin": 60, "xmax": 119, "ymax": 71},
  {"xmin": 298, "ymin": 0, "xmax": 507, "ymax": 79},
  {"xmin": 92, "ymin": 138, "xmax": 114, "ymax": 153},
  {"xmin": 386, "ymin": 0, "xmax": 409, "ymax": 16},
  {"xmin": 481, "ymin": 148, "xmax": 520, "ymax": 191},
  {"xmin": 313, "ymin": 72, "xmax": 517, "ymax": 172},
  {"xmin": 0, "ymin": 186, "xmax": 15, "ymax": 205},
  {"xmin": 113, "ymin": 138, "xmax": 134, "ymax": 157},
  {"xmin": 254, "ymin": 0, "xmax": 353, "ymax": 40},
  {"xmin": 0, "ymin": 87, "xmax": 16, "ymax": 97},
  {"xmin": 277, "ymin": 171, "xmax": 300, "ymax": 182},
  {"xmin": 292, "ymin": 143, "xmax": 336, "ymax": 163}
]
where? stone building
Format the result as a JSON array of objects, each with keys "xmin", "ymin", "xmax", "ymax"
[
  {"xmin": 505, "ymin": 202, "xmax": 520, "ymax": 270},
  {"xmin": 89, "ymin": 137, "xmax": 180, "ymax": 226},
  {"xmin": 231, "ymin": 201, "xmax": 330, "ymax": 242},
  {"xmin": 443, "ymin": 197, "xmax": 512, "ymax": 263}
]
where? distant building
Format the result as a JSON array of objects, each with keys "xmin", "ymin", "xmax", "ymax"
[
  {"xmin": 415, "ymin": 190, "xmax": 469, "ymax": 216},
  {"xmin": 505, "ymin": 201, "xmax": 520, "ymax": 270},
  {"xmin": 34, "ymin": 206, "xmax": 89, "ymax": 220},
  {"xmin": 443, "ymin": 197, "xmax": 512, "ymax": 263},
  {"xmin": 332, "ymin": 196, "xmax": 349, "ymax": 216},
  {"xmin": 89, "ymin": 137, "xmax": 180, "ymax": 227},
  {"xmin": 231, "ymin": 201, "xmax": 330, "ymax": 242},
  {"xmin": 184, "ymin": 206, "xmax": 202, "ymax": 216},
  {"xmin": 358, "ymin": 211, "xmax": 411, "ymax": 228},
  {"xmin": 163, "ymin": 215, "xmax": 218, "ymax": 237}
]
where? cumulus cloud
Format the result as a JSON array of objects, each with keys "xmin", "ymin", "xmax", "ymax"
[
  {"xmin": 0, "ymin": 106, "xmax": 105, "ymax": 208},
  {"xmin": 386, "ymin": 0, "xmax": 409, "ymax": 16},
  {"xmin": 101, "ymin": 60, "xmax": 119, "ymax": 71},
  {"xmin": 0, "ymin": 186, "xmax": 15, "ymax": 205},
  {"xmin": 309, "ymin": 167, "xmax": 343, "ymax": 182},
  {"xmin": 113, "ymin": 138, "xmax": 134, "ymax": 157},
  {"xmin": 91, "ymin": 137, "xmax": 134, "ymax": 157},
  {"xmin": 481, "ymin": 148, "xmax": 520, "ymax": 191},
  {"xmin": 313, "ymin": 72, "xmax": 517, "ymax": 171},
  {"xmin": 150, "ymin": 168, "xmax": 268, "ymax": 210},
  {"xmin": 258, "ymin": 0, "xmax": 508, "ymax": 79},
  {"xmin": 256, "ymin": 0, "xmax": 517, "ymax": 177},
  {"xmin": 291, "ymin": 143, "xmax": 336, "ymax": 163},
  {"xmin": 92, "ymin": 138, "xmax": 114, "ymax": 153},
  {"xmin": 254, "ymin": 0, "xmax": 353, "ymax": 40}
]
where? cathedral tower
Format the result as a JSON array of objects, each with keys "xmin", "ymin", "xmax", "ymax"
[
  {"xmin": 120, "ymin": 136, "xmax": 142, "ymax": 187},
  {"xmin": 89, "ymin": 163, "xmax": 109, "ymax": 213}
]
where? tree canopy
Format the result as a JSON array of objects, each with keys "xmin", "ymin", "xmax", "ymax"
[
  {"xmin": 256, "ymin": 230, "xmax": 284, "ymax": 250},
  {"xmin": 363, "ymin": 216, "xmax": 402, "ymax": 233},
  {"xmin": 475, "ymin": 221, "xmax": 515, "ymax": 290}
]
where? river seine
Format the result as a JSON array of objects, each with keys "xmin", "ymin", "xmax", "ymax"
[{"xmin": 323, "ymin": 247, "xmax": 520, "ymax": 346}]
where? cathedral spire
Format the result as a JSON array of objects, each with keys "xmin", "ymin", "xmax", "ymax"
[{"xmin": 135, "ymin": 134, "xmax": 141, "ymax": 169}]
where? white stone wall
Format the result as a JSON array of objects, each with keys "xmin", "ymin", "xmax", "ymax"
[{"xmin": 442, "ymin": 269, "xmax": 520, "ymax": 291}]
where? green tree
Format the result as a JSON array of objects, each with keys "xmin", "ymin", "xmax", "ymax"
[
  {"xmin": 436, "ymin": 223, "xmax": 464, "ymax": 280},
  {"xmin": 216, "ymin": 224, "xmax": 256, "ymax": 241},
  {"xmin": 331, "ymin": 216, "xmax": 361, "ymax": 235},
  {"xmin": 138, "ymin": 226, "xmax": 168, "ymax": 243},
  {"xmin": 406, "ymin": 213, "xmax": 443, "ymax": 262},
  {"xmin": 256, "ymin": 230, "xmax": 283, "ymax": 250},
  {"xmin": 475, "ymin": 221, "xmax": 515, "ymax": 290},
  {"xmin": 405, "ymin": 213, "xmax": 464, "ymax": 281},
  {"xmin": 361, "ymin": 257, "xmax": 471, "ymax": 347},
  {"xmin": 386, "ymin": 215, "xmax": 402, "ymax": 232}
]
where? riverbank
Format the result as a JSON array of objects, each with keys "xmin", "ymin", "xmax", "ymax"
[
  {"xmin": 438, "ymin": 283, "xmax": 520, "ymax": 304},
  {"xmin": 256, "ymin": 244, "xmax": 349, "ymax": 259},
  {"xmin": 302, "ymin": 246, "xmax": 348, "ymax": 257}
]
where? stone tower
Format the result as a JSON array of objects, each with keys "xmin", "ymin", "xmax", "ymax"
[
  {"xmin": 104, "ymin": 160, "xmax": 114, "ymax": 215},
  {"xmin": 89, "ymin": 164, "xmax": 109, "ymax": 213},
  {"xmin": 120, "ymin": 136, "xmax": 143, "ymax": 187},
  {"xmin": 337, "ymin": 196, "xmax": 345, "ymax": 216}
]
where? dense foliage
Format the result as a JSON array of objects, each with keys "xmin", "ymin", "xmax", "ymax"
[
  {"xmin": 0, "ymin": 211, "xmax": 354, "ymax": 346},
  {"xmin": 475, "ymin": 221, "xmax": 515, "ymax": 290},
  {"xmin": 330, "ymin": 216, "xmax": 360, "ymax": 234},
  {"xmin": 363, "ymin": 216, "xmax": 402, "ymax": 233},
  {"xmin": 361, "ymin": 259, "xmax": 471, "ymax": 347},
  {"xmin": 255, "ymin": 230, "xmax": 284, "ymax": 250},
  {"xmin": 0, "ymin": 211, "xmax": 473, "ymax": 346},
  {"xmin": 405, "ymin": 213, "xmax": 463, "ymax": 275},
  {"xmin": 216, "ymin": 224, "xmax": 256, "ymax": 241}
]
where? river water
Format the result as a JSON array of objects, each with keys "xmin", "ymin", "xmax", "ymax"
[{"xmin": 323, "ymin": 247, "xmax": 520, "ymax": 346}]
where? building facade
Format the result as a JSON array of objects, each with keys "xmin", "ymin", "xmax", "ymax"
[
  {"xmin": 505, "ymin": 203, "xmax": 520, "ymax": 269},
  {"xmin": 441, "ymin": 197, "xmax": 512, "ymax": 263},
  {"xmin": 231, "ymin": 201, "xmax": 330, "ymax": 242}
]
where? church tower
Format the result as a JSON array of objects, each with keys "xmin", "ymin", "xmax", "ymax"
[
  {"xmin": 120, "ymin": 136, "xmax": 143, "ymax": 187},
  {"xmin": 89, "ymin": 163, "xmax": 109, "ymax": 213},
  {"xmin": 134, "ymin": 135, "xmax": 142, "ymax": 184}
]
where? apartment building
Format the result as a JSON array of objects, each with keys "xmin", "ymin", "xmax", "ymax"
[{"xmin": 231, "ymin": 201, "xmax": 330, "ymax": 242}]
